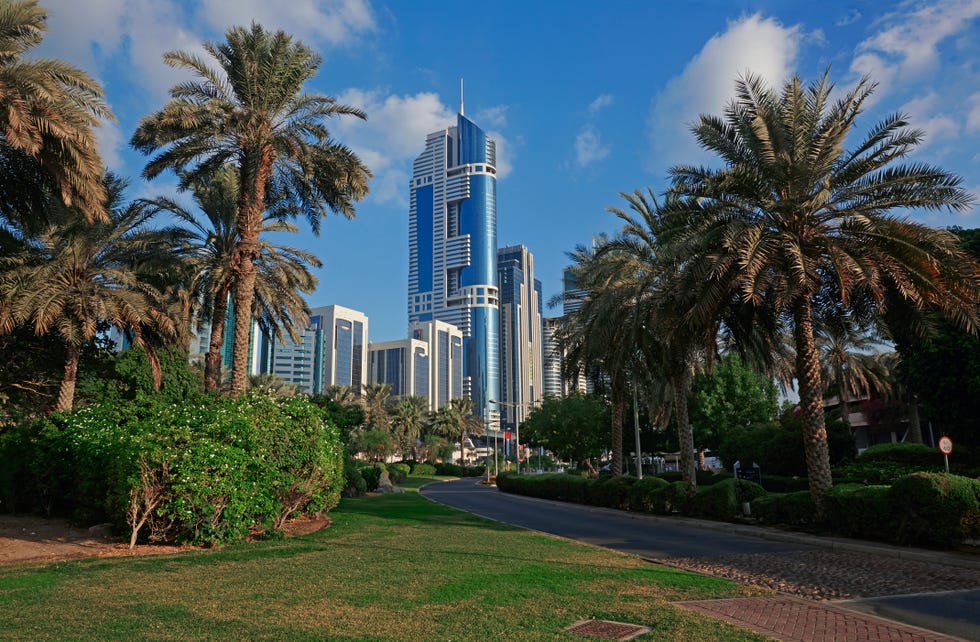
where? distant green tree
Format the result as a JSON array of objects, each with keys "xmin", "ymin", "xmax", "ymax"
[
  {"xmin": 688, "ymin": 353, "xmax": 779, "ymax": 458},
  {"xmin": 521, "ymin": 394, "xmax": 609, "ymax": 472}
]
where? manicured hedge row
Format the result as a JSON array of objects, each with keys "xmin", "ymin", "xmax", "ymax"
[
  {"xmin": 0, "ymin": 392, "xmax": 344, "ymax": 546},
  {"xmin": 496, "ymin": 471, "xmax": 980, "ymax": 549}
]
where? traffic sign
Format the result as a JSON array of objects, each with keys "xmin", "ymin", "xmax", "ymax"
[{"xmin": 938, "ymin": 436, "xmax": 953, "ymax": 455}]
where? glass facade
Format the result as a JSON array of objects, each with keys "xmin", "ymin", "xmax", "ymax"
[
  {"xmin": 408, "ymin": 112, "xmax": 500, "ymax": 421},
  {"xmin": 334, "ymin": 320, "xmax": 353, "ymax": 385}
]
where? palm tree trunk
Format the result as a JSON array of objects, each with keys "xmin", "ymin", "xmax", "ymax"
[
  {"xmin": 460, "ymin": 432, "xmax": 466, "ymax": 467},
  {"xmin": 610, "ymin": 374, "xmax": 625, "ymax": 476},
  {"xmin": 793, "ymin": 298, "xmax": 833, "ymax": 513},
  {"xmin": 672, "ymin": 368, "xmax": 697, "ymax": 496},
  {"xmin": 55, "ymin": 344, "xmax": 80, "ymax": 412},
  {"xmin": 907, "ymin": 396, "xmax": 923, "ymax": 444},
  {"xmin": 230, "ymin": 242, "xmax": 259, "ymax": 395},
  {"xmin": 205, "ymin": 284, "xmax": 230, "ymax": 392}
]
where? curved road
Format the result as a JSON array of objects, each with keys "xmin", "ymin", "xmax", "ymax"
[{"xmin": 421, "ymin": 478, "xmax": 980, "ymax": 641}]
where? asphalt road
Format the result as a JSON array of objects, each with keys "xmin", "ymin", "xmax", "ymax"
[{"xmin": 421, "ymin": 478, "xmax": 980, "ymax": 641}]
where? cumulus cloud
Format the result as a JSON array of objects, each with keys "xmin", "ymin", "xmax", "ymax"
[
  {"xmin": 199, "ymin": 0, "xmax": 376, "ymax": 47},
  {"xmin": 648, "ymin": 14, "xmax": 803, "ymax": 172},
  {"xmin": 851, "ymin": 1, "xmax": 980, "ymax": 92},
  {"xmin": 898, "ymin": 93, "xmax": 958, "ymax": 149},
  {"xmin": 333, "ymin": 89, "xmax": 514, "ymax": 206}
]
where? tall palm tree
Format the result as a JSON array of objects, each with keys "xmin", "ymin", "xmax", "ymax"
[
  {"xmin": 141, "ymin": 165, "xmax": 321, "ymax": 391},
  {"xmin": 815, "ymin": 311, "xmax": 890, "ymax": 428},
  {"xmin": 0, "ymin": 174, "xmax": 179, "ymax": 411},
  {"xmin": 362, "ymin": 382, "xmax": 393, "ymax": 433},
  {"xmin": 663, "ymin": 72, "xmax": 979, "ymax": 509},
  {"xmin": 132, "ymin": 23, "xmax": 371, "ymax": 394},
  {"xmin": 0, "ymin": 0, "xmax": 111, "ymax": 224},
  {"xmin": 323, "ymin": 384, "xmax": 359, "ymax": 406}
]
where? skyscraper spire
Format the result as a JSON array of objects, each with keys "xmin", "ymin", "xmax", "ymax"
[{"xmin": 459, "ymin": 77, "xmax": 464, "ymax": 115}]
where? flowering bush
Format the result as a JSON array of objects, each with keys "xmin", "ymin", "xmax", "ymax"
[{"xmin": 0, "ymin": 392, "xmax": 343, "ymax": 546}]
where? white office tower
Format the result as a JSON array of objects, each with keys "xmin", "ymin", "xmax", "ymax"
[
  {"xmin": 497, "ymin": 245, "xmax": 544, "ymax": 431},
  {"xmin": 315, "ymin": 305, "xmax": 369, "ymax": 394},
  {"xmin": 367, "ymin": 338, "xmax": 430, "ymax": 400},
  {"xmin": 541, "ymin": 317, "xmax": 563, "ymax": 398},
  {"xmin": 409, "ymin": 320, "xmax": 463, "ymax": 411}
]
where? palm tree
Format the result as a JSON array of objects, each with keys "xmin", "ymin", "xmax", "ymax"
[
  {"xmin": 132, "ymin": 23, "xmax": 371, "ymax": 395},
  {"xmin": 140, "ymin": 165, "xmax": 321, "ymax": 391},
  {"xmin": 0, "ymin": 174, "xmax": 179, "ymax": 411},
  {"xmin": 391, "ymin": 395, "xmax": 429, "ymax": 459},
  {"xmin": 664, "ymin": 72, "xmax": 980, "ymax": 509},
  {"xmin": 815, "ymin": 312, "xmax": 890, "ymax": 428},
  {"xmin": 432, "ymin": 397, "xmax": 483, "ymax": 466},
  {"xmin": 248, "ymin": 373, "xmax": 298, "ymax": 396},
  {"xmin": 362, "ymin": 382, "xmax": 393, "ymax": 433},
  {"xmin": 323, "ymin": 384, "xmax": 359, "ymax": 406},
  {"xmin": 0, "ymin": 0, "xmax": 111, "ymax": 224}
]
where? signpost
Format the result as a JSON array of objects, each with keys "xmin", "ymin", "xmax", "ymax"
[
  {"xmin": 938, "ymin": 436, "xmax": 953, "ymax": 473},
  {"xmin": 733, "ymin": 460, "xmax": 762, "ymax": 486}
]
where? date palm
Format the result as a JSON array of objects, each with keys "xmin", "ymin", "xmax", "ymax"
[
  {"xmin": 391, "ymin": 395, "xmax": 428, "ymax": 458},
  {"xmin": 0, "ymin": 0, "xmax": 111, "ymax": 224},
  {"xmin": 0, "ymin": 174, "xmax": 178, "ymax": 411},
  {"xmin": 432, "ymin": 397, "xmax": 482, "ymax": 466},
  {"xmin": 142, "ymin": 165, "xmax": 321, "ymax": 391},
  {"xmin": 664, "ymin": 72, "xmax": 979, "ymax": 508},
  {"xmin": 132, "ymin": 23, "xmax": 370, "ymax": 394}
]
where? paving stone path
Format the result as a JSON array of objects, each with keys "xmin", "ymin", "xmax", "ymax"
[{"xmin": 676, "ymin": 597, "xmax": 964, "ymax": 642}]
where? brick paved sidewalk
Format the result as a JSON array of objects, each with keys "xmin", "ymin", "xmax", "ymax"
[{"xmin": 675, "ymin": 596, "xmax": 965, "ymax": 642}]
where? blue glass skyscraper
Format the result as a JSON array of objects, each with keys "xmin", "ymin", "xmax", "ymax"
[{"xmin": 408, "ymin": 111, "xmax": 499, "ymax": 421}]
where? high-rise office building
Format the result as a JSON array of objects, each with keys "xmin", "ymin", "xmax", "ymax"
[
  {"xmin": 189, "ymin": 304, "xmax": 268, "ymax": 378},
  {"xmin": 497, "ymin": 245, "xmax": 543, "ymax": 431},
  {"xmin": 409, "ymin": 320, "xmax": 464, "ymax": 411},
  {"xmin": 408, "ymin": 110, "xmax": 499, "ymax": 422},
  {"xmin": 542, "ymin": 317, "xmax": 563, "ymax": 398},
  {"xmin": 367, "ymin": 337, "xmax": 429, "ymax": 400},
  {"xmin": 267, "ymin": 318, "xmax": 324, "ymax": 394},
  {"xmin": 316, "ymin": 304, "xmax": 368, "ymax": 393}
]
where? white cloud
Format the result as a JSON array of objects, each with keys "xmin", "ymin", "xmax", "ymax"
[
  {"xmin": 588, "ymin": 93, "xmax": 614, "ymax": 116},
  {"xmin": 574, "ymin": 126, "xmax": 609, "ymax": 168},
  {"xmin": 198, "ymin": 0, "xmax": 376, "ymax": 47},
  {"xmin": 473, "ymin": 105, "xmax": 508, "ymax": 129},
  {"xmin": 333, "ymin": 89, "xmax": 514, "ymax": 205},
  {"xmin": 836, "ymin": 9, "xmax": 862, "ymax": 27},
  {"xmin": 94, "ymin": 120, "xmax": 126, "ymax": 172},
  {"xmin": 851, "ymin": 1, "xmax": 980, "ymax": 90},
  {"xmin": 898, "ymin": 93, "xmax": 958, "ymax": 149},
  {"xmin": 966, "ymin": 92, "xmax": 980, "ymax": 134},
  {"xmin": 648, "ymin": 14, "xmax": 803, "ymax": 172}
]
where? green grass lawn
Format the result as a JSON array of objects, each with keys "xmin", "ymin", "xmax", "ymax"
[{"xmin": 0, "ymin": 477, "xmax": 771, "ymax": 641}]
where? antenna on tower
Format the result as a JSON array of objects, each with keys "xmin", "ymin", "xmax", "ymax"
[{"xmin": 459, "ymin": 77, "xmax": 464, "ymax": 115}]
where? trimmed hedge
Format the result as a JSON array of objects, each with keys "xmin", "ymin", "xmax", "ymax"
[
  {"xmin": 859, "ymin": 442, "xmax": 941, "ymax": 465},
  {"xmin": 750, "ymin": 491, "xmax": 815, "ymax": 527},
  {"xmin": 822, "ymin": 484, "xmax": 893, "ymax": 541},
  {"xmin": 434, "ymin": 463, "xmax": 486, "ymax": 477},
  {"xmin": 888, "ymin": 472, "xmax": 980, "ymax": 548},
  {"xmin": 692, "ymin": 479, "xmax": 767, "ymax": 520},
  {"xmin": 387, "ymin": 463, "xmax": 410, "ymax": 484},
  {"xmin": 411, "ymin": 463, "xmax": 436, "ymax": 476}
]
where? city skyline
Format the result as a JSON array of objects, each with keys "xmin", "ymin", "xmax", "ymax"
[{"xmin": 34, "ymin": 0, "xmax": 980, "ymax": 342}]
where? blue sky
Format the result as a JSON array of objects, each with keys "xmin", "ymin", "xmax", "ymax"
[{"xmin": 37, "ymin": 0, "xmax": 980, "ymax": 342}]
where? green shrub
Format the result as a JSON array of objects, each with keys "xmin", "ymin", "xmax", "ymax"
[
  {"xmin": 758, "ymin": 475, "xmax": 810, "ymax": 493},
  {"xmin": 587, "ymin": 476, "xmax": 635, "ymax": 509},
  {"xmin": 411, "ymin": 463, "xmax": 436, "ymax": 476},
  {"xmin": 433, "ymin": 463, "xmax": 486, "ymax": 477},
  {"xmin": 343, "ymin": 459, "xmax": 367, "ymax": 496},
  {"xmin": 751, "ymin": 491, "xmax": 815, "ymax": 526},
  {"xmin": 887, "ymin": 472, "xmax": 980, "ymax": 548},
  {"xmin": 628, "ymin": 477, "xmax": 670, "ymax": 513},
  {"xmin": 692, "ymin": 479, "xmax": 767, "ymax": 520},
  {"xmin": 387, "ymin": 463, "xmax": 410, "ymax": 484},
  {"xmin": 360, "ymin": 465, "xmax": 383, "ymax": 491},
  {"xmin": 1, "ymin": 392, "xmax": 344, "ymax": 546},
  {"xmin": 859, "ymin": 443, "xmax": 940, "ymax": 465},
  {"xmin": 822, "ymin": 484, "xmax": 893, "ymax": 541},
  {"xmin": 661, "ymin": 481, "xmax": 694, "ymax": 514},
  {"xmin": 833, "ymin": 460, "xmax": 937, "ymax": 485}
]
